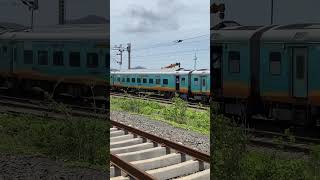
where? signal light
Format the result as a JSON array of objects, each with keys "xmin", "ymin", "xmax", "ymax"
[
  {"xmin": 219, "ymin": 12, "xmax": 225, "ymax": 20},
  {"xmin": 211, "ymin": 3, "xmax": 225, "ymax": 14}
]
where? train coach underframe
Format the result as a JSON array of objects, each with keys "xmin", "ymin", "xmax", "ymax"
[
  {"xmin": 219, "ymin": 96, "xmax": 320, "ymax": 127},
  {"xmin": 0, "ymin": 75, "xmax": 107, "ymax": 100}
]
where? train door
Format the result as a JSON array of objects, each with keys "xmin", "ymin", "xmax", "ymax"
[
  {"xmin": 175, "ymin": 75, "xmax": 180, "ymax": 91},
  {"xmin": 292, "ymin": 47, "xmax": 308, "ymax": 98},
  {"xmin": 200, "ymin": 76, "xmax": 207, "ymax": 94},
  {"xmin": 211, "ymin": 45, "xmax": 223, "ymax": 95},
  {"xmin": 11, "ymin": 47, "xmax": 17, "ymax": 73},
  {"xmin": 0, "ymin": 44, "xmax": 11, "ymax": 73}
]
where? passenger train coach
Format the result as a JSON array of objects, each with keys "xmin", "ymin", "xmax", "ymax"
[
  {"xmin": 110, "ymin": 68, "xmax": 210, "ymax": 101},
  {"xmin": 212, "ymin": 23, "xmax": 320, "ymax": 127},
  {"xmin": 0, "ymin": 24, "xmax": 109, "ymax": 98}
]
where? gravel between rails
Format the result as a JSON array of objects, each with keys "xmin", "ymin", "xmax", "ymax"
[
  {"xmin": 0, "ymin": 154, "xmax": 108, "ymax": 180},
  {"xmin": 111, "ymin": 110, "xmax": 210, "ymax": 154}
]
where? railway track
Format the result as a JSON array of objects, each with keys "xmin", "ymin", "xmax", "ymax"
[
  {"xmin": 110, "ymin": 91, "xmax": 209, "ymax": 111},
  {"xmin": 247, "ymin": 129, "xmax": 320, "ymax": 154},
  {"xmin": 0, "ymin": 95, "xmax": 107, "ymax": 115},
  {"xmin": 110, "ymin": 120, "xmax": 210, "ymax": 180}
]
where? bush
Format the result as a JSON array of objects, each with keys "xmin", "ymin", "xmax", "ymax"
[
  {"xmin": 0, "ymin": 114, "xmax": 108, "ymax": 166},
  {"xmin": 163, "ymin": 94, "xmax": 188, "ymax": 124},
  {"xmin": 309, "ymin": 145, "xmax": 320, "ymax": 179},
  {"xmin": 211, "ymin": 114, "xmax": 247, "ymax": 180}
]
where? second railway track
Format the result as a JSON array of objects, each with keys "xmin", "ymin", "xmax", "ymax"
[
  {"xmin": 110, "ymin": 120, "xmax": 210, "ymax": 180},
  {"xmin": 110, "ymin": 91, "xmax": 209, "ymax": 111}
]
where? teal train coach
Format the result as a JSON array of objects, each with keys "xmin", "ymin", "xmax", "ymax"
[
  {"xmin": 0, "ymin": 24, "xmax": 108, "ymax": 97},
  {"xmin": 212, "ymin": 23, "xmax": 320, "ymax": 127},
  {"xmin": 110, "ymin": 68, "xmax": 210, "ymax": 101}
]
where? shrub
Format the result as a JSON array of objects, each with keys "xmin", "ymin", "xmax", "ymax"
[{"xmin": 163, "ymin": 95, "xmax": 188, "ymax": 124}]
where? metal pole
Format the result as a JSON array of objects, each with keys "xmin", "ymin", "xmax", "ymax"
[
  {"xmin": 31, "ymin": 8, "xmax": 34, "ymax": 31},
  {"xmin": 271, "ymin": 0, "xmax": 274, "ymax": 25},
  {"xmin": 127, "ymin": 43, "xmax": 131, "ymax": 69}
]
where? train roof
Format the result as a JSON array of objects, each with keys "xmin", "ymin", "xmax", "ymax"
[
  {"xmin": 212, "ymin": 23, "xmax": 320, "ymax": 43},
  {"xmin": 111, "ymin": 69, "xmax": 210, "ymax": 75},
  {"xmin": 211, "ymin": 25, "xmax": 265, "ymax": 42},
  {"xmin": 0, "ymin": 24, "xmax": 108, "ymax": 41},
  {"xmin": 261, "ymin": 23, "xmax": 320, "ymax": 42}
]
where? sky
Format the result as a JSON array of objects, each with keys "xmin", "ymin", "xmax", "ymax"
[
  {"xmin": 0, "ymin": 0, "xmax": 108, "ymax": 26},
  {"xmin": 211, "ymin": 0, "xmax": 320, "ymax": 26},
  {"xmin": 111, "ymin": 0, "xmax": 210, "ymax": 70}
]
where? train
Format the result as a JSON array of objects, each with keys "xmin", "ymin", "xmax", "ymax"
[
  {"xmin": 110, "ymin": 68, "xmax": 210, "ymax": 101},
  {"xmin": 212, "ymin": 22, "xmax": 320, "ymax": 127},
  {"xmin": 0, "ymin": 24, "xmax": 109, "ymax": 99}
]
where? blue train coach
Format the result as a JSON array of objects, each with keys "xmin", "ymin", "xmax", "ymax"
[{"xmin": 110, "ymin": 68, "xmax": 210, "ymax": 101}]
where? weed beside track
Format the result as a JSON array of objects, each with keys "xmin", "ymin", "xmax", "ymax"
[
  {"xmin": 111, "ymin": 95, "xmax": 210, "ymax": 135},
  {"xmin": 0, "ymin": 113, "xmax": 109, "ymax": 170}
]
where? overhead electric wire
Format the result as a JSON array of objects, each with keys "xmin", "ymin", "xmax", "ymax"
[
  {"xmin": 129, "ymin": 33, "xmax": 209, "ymax": 51},
  {"xmin": 131, "ymin": 48, "xmax": 209, "ymax": 59}
]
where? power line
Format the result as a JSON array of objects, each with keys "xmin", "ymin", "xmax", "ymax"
[
  {"xmin": 131, "ymin": 48, "xmax": 209, "ymax": 59},
  {"xmin": 130, "ymin": 33, "xmax": 209, "ymax": 51},
  {"xmin": 132, "ymin": 38, "xmax": 209, "ymax": 52}
]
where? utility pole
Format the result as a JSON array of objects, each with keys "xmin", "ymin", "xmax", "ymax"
[
  {"xmin": 193, "ymin": 52, "xmax": 197, "ymax": 70},
  {"xmin": 20, "ymin": 0, "xmax": 39, "ymax": 31},
  {"xmin": 112, "ymin": 45, "xmax": 125, "ymax": 70},
  {"xmin": 59, "ymin": 0, "xmax": 66, "ymax": 25},
  {"xmin": 270, "ymin": 0, "xmax": 274, "ymax": 25},
  {"xmin": 127, "ymin": 43, "xmax": 131, "ymax": 69}
]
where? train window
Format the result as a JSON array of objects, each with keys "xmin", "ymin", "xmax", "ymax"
[
  {"xmin": 269, "ymin": 52, "xmax": 281, "ymax": 75},
  {"xmin": 122, "ymin": 78, "xmax": 125, "ymax": 82},
  {"xmin": 69, "ymin": 52, "xmax": 80, "ymax": 67},
  {"xmin": 127, "ymin": 78, "xmax": 130, "ymax": 82},
  {"xmin": 53, "ymin": 51, "xmax": 64, "ymax": 66},
  {"xmin": 117, "ymin": 77, "xmax": 120, "ymax": 82},
  {"xmin": 38, "ymin": 51, "xmax": 48, "ymax": 65},
  {"xmin": 163, "ymin": 79, "xmax": 168, "ymax": 85},
  {"xmin": 156, "ymin": 79, "xmax": 160, "ymax": 84},
  {"xmin": 194, "ymin": 78, "xmax": 199, "ymax": 86},
  {"xmin": 87, "ymin": 53, "xmax": 98, "ymax": 68},
  {"xmin": 149, "ymin": 79, "xmax": 153, "ymax": 84},
  {"xmin": 137, "ymin": 78, "xmax": 141, "ymax": 83},
  {"xmin": 202, "ymin": 79, "xmax": 206, "ymax": 86},
  {"xmin": 181, "ymin": 78, "xmax": 186, "ymax": 85},
  {"xmin": 143, "ymin": 78, "xmax": 147, "ymax": 83},
  {"xmin": 2, "ymin": 46, "xmax": 7, "ymax": 54},
  {"xmin": 296, "ymin": 56, "xmax": 305, "ymax": 79},
  {"xmin": 132, "ymin": 78, "xmax": 136, "ymax": 83},
  {"xmin": 24, "ymin": 50, "xmax": 33, "ymax": 64},
  {"xmin": 228, "ymin": 51, "xmax": 240, "ymax": 73}
]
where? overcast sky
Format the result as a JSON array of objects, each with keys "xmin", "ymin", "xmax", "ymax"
[
  {"xmin": 0, "ymin": 0, "xmax": 108, "ymax": 26},
  {"xmin": 212, "ymin": 0, "xmax": 320, "ymax": 26},
  {"xmin": 111, "ymin": 0, "xmax": 210, "ymax": 70}
]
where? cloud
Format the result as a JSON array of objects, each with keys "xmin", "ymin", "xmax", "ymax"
[{"xmin": 123, "ymin": 0, "xmax": 186, "ymax": 33}]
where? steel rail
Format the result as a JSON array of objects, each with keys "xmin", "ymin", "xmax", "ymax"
[{"xmin": 111, "ymin": 154, "xmax": 156, "ymax": 180}]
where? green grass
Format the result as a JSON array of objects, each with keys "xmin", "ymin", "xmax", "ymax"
[
  {"xmin": 0, "ymin": 113, "xmax": 108, "ymax": 171},
  {"xmin": 110, "ymin": 95, "xmax": 210, "ymax": 135}
]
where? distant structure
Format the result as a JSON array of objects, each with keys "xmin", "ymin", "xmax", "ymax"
[
  {"xmin": 161, "ymin": 63, "xmax": 181, "ymax": 69},
  {"xmin": 131, "ymin": 66, "xmax": 146, "ymax": 69}
]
